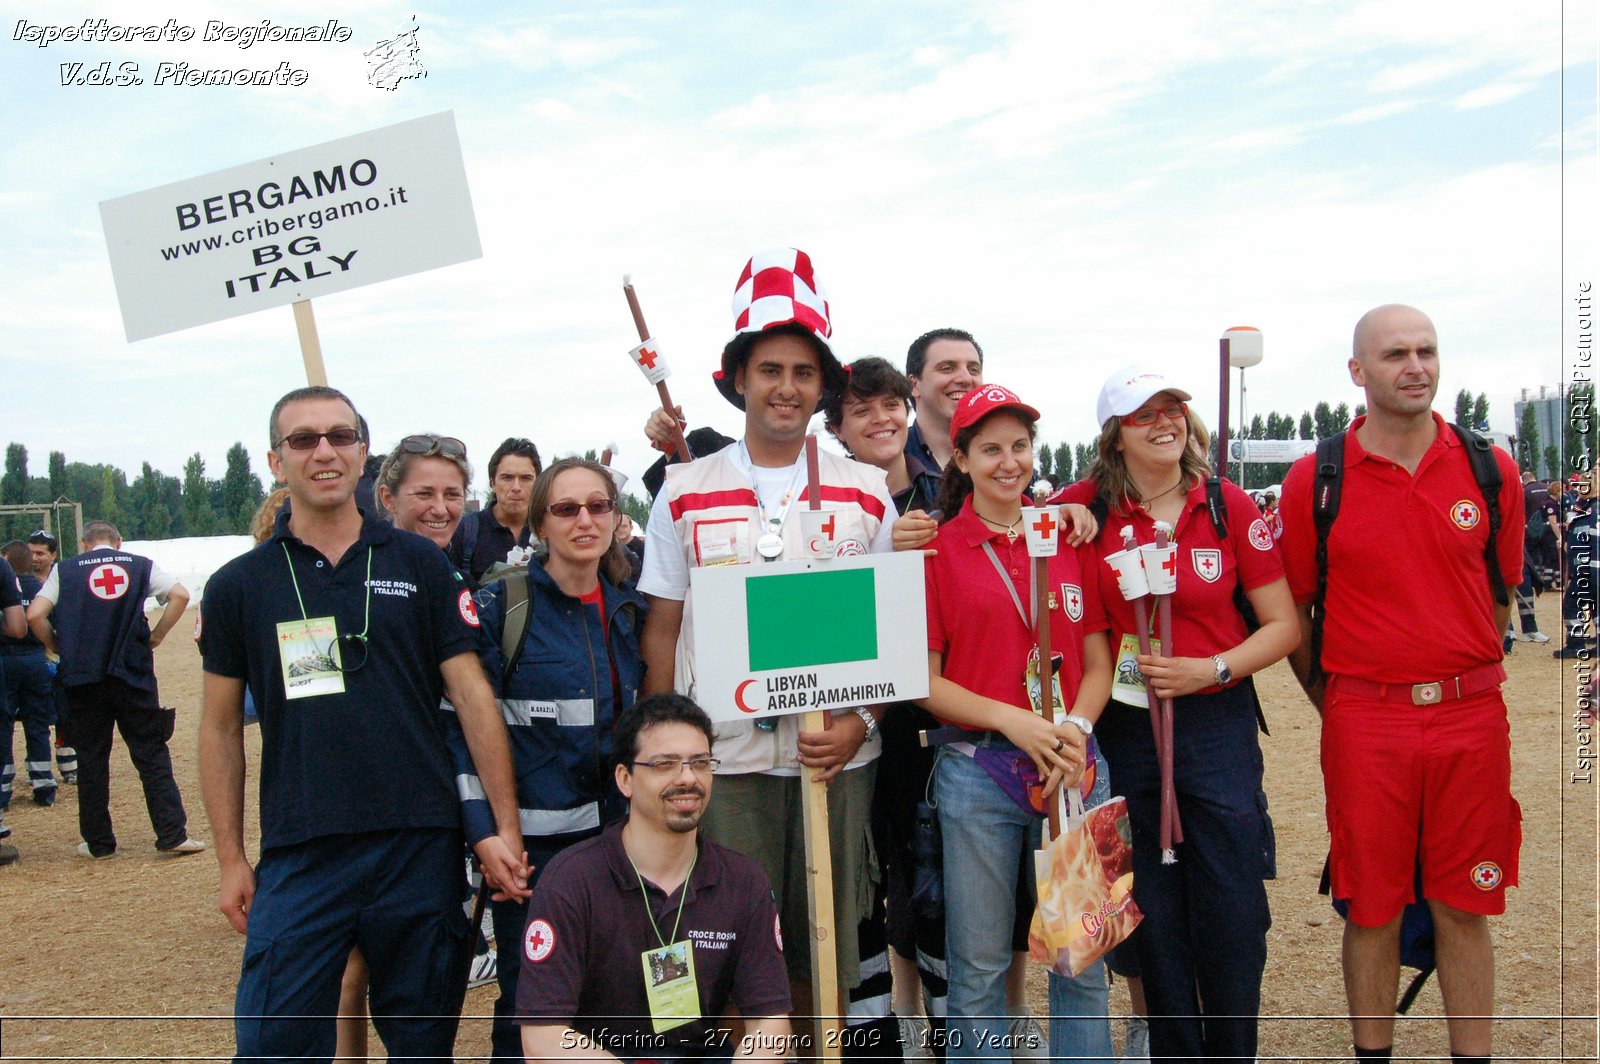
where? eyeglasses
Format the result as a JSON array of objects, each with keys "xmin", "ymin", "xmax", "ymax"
[
  {"xmin": 277, "ymin": 428, "xmax": 364, "ymax": 450},
  {"xmin": 399, "ymin": 434, "xmax": 467, "ymax": 459},
  {"xmin": 28, "ymin": 530, "xmax": 57, "ymax": 545},
  {"xmin": 325, "ymin": 632, "xmax": 370, "ymax": 674},
  {"xmin": 546, "ymin": 499, "xmax": 617, "ymax": 519},
  {"xmin": 630, "ymin": 756, "xmax": 721, "ymax": 775},
  {"xmin": 1120, "ymin": 401, "xmax": 1189, "ymax": 427}
]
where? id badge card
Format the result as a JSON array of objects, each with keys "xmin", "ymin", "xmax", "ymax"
[
  {"xmin": 276, "ymin": 616, "xmax": 345, "ymax": 699},
  {"xmin": 640, "ymin": 939, "xmax": 699, "ymax": 1033},
  {"xmin": 1025, "ymin": 646, "xmax": 1065, "ymax": 717},
  {"xmin": 1111, "ymin": 633, "xmax": 1160, "ymax": 707}
]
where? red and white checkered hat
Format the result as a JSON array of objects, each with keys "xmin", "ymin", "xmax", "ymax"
[{"xmin": 714, "ymin": 248, "xmax": 845, "ymax": 411}]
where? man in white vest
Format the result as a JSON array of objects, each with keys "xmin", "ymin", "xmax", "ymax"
[{"xmin": 638, "ymin": 248, "xmax": 898, "ymax": 1034}]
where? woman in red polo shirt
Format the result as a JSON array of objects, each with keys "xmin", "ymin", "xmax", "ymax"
[
  {"xmin": 1051, "ymin": 367, "xmax": 1298, "ymax": 1064},
  {"xmin": 920, "ymin": 384, "xmax": 1115, "ymax": 1061}
]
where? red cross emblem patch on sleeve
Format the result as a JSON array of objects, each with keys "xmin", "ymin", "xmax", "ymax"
[
  {"xmin": 89, "ymin": 563, "xmax": 130, "ymax": 601},
  {"xmin": 1470, "ymin": 861, "xmax": 1502, "ymax": 890}
]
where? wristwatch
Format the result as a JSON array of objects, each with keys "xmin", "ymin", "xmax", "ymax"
[
  {"xmin": 1062, "ymin": 714, "xmax": 1094, "ymax": 738},
  {"xmin": 853, "ymin": 707, "xmax": 879, "ymax": 738},
  {"xmin": 1213, "ymin": 656, "xmax": 1233, "ymax": 685}
]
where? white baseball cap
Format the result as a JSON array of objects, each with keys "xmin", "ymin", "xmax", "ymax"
[{"xmin": 1096, "ymin": 367, "xmax": 1194, "ymax": 426}]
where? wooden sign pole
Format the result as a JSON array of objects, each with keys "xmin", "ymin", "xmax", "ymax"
[
  {"xmin": 801, "ymin": 434, "xmax": 842, "ymax": 1061},
  {"xmin": 622, "ymin": 277, "xmax": 692, "ymax": 463},
  {"xmin": 292, "ymin": 300, "xmax": 329, "ymax": 386},
  {"xmin": 1034, "ymin": 554, "xmax": 1061, "ymax": 838}
]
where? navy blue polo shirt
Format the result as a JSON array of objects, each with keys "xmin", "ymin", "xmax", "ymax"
[
  {"xmin": 0, "ymin": 571, "xmax": 45, "ymax": 652},
  {"xmin": 0, "ymin": 557, "xmax": 22, "ymax": 612},
  {"xmin": 201, "ymin": 509, "xmax": 480, "ymax": 850}
]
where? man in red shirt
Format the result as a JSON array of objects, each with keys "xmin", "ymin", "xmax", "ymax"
[{"xmin": 1282, "ymin": 305, "xmax": 1522, "ymax": 1064}]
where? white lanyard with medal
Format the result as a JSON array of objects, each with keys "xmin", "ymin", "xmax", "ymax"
[
  {"xmin": 979, "ymin": 539, "xmax": 1064, "ymax": 719},
  {"xmin": 275, "ymin": 544, "xmax": 372, "ymax": 700},
  {"xmin": 739, "ymin": 442, "xmax": 805, "ymax": 561},
  {"xmin": 630, "ymin": 849, "xmax": 702, "ymax": 1033},
  {"xmin": 741, "ymin": 442, "xmax": 804, "ymax": 730}
]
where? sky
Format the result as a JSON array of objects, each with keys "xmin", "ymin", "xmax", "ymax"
[{"xmin": 2, "ymin": 0, "xmax": 1595, "ymax": 499}]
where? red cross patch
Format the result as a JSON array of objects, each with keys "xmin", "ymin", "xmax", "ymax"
[
  {"xmin": 1061, "ymin": 583, "xmax": 1083, "ymax": 622},
  {"xmin": 1191, "ymin": 549, "xmax": 1222, "ymax": 583},
  {"xmin": 1451, "ymin": 500, "xmax": 1481, "ymax": 530},
  {"xmin": 1247, "ymin": 518, "xmax": 1274, "ymax": 552},
  {"xmin": 1470, "ymin": 861, "xmax": 1502, "ymax": 890},
  {"xmin": 774, "ymin": 912, "xmax": 784, "ymax": 952},
  {"xmin": 89, "ymin": 563, "xmax": 130, "ymax": 601},
  {"xmin": 525, "ymin": 918, "xmax": 556, "ymax": 962},
  {"xmin": 458, "ymin": 589, "xmax": 480, "ymax": 628}
]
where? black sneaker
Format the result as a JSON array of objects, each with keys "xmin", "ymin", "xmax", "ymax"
[
  {"xmin": 33, "ymin": 788, "xmax": 56, "ymax": 807},
  {"xmin": 0, "ymin": 842, "xmax": 19, "ymax": 866},
  {"xmin": 61, "ymin": 771, "xmax": 77, "ymax": 785}
]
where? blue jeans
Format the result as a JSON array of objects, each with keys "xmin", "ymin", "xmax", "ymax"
[
  {"xmin": 933, "ymin": 739, "xmax": 1112, "ymax": 1062},
  {"xmin": 1096, "ymin": 683, "xmax": 1274, "ymax": 1064}
]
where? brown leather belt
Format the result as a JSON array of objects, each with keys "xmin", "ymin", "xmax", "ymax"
[{"xmin": 1332, "ymin": 662, "xmax": 1507, "ymax": 706}]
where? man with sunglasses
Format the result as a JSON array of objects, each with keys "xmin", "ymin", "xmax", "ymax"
[
  {"xmin": 26, "ymin": 520, "xmax": 200, "ymax": 859},
  {"xmin": 450, "ymin": 436, "xmax": 543, "ymax": 584},
  {"xmin": 198, "ymin": 385, "xmax": 528, "ymax": 1063},
  {"xmin": 517, "ymin": 692, "xmax": 793, "ymax": 1063}
]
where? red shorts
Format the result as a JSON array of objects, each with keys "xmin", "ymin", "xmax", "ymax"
[{"xmin": 1321, "ymin": 681, "xmax": 1522, "ymax": 927}]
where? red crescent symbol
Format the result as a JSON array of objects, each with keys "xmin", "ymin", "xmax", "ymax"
[{"xmin": 735, "ymin": 679, "xmax": 760, "ymax": 714}]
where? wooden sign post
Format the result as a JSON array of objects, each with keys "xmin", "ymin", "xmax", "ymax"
[
  {"xmin": 800, "ymin": 435, "xmax": 842, "ymax": 1061},
  {"xmin": 622, "ymin": 276, "xmax": 692, "ymax": 462},
  {"xmin": 292, "ymin": 300, "xmax": 329, "ymax": 386}
]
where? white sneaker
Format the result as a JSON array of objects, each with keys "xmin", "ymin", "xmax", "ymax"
[
  {"xmin": 898, "ymin": 1014, "xmax": 931, "ymax": 1063},
  {"xmin": 1519, "ymin": 631, "xmax": 1552, "ymax": 643},
  {"xmin": 1121, "ymin": 1015, "xmax": 1150, "ymax": 1063},
  {"xmin": 158, "ymin": 837, "xmax": 207, "ymax": 855},
  {"xmin": 469, "ymin": 949, "xmax": 498, "ymax": 989},
  {"xmin": 75, "ymin": 842, "xmax": 115, "ymax": 859},
  {"xmin": 1008, "ymin": 1014, "xmax": 1046, "ymax": 1061}
]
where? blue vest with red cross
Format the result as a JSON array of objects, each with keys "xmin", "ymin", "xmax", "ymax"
[{"xmin": 54, "ymin": 550, "xmax": 156, "ymax": 691}]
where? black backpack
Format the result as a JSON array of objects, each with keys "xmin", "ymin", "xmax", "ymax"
[{"xmin": 1306, "ymin": 423, "xmax": 1509, "ymax": 686}]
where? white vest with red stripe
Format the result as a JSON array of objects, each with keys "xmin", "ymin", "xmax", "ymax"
[{"xmin": 663, "ymin": 442, "xmax": 889, "ymax": 775}]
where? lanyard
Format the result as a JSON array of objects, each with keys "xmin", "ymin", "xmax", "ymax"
[
  {"xmin": 737, "ymin": 442, "xmax": 806, "ymax": 539},
  {"xmin": 630, "ymin": 849, "xmax": 699, "ymax": 949},
  {"xmin": 981, "ymin": 539, "xmax": 1036, "ymax": 631},
  {"xmin": 281, "ymin": 543, "xmax": 373, "ymax": 641}
]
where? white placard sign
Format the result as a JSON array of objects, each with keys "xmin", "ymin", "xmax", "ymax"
[
  {"xmin": 99, "ymin": 111, "xmax": 482, "ymax": 342},
  {"xmin": 689, "ymin": 551, "xmax": 929, "ymax": 724}
]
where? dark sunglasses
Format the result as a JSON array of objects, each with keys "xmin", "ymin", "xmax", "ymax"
[
  {"xmin": 28, "ymin": 530, "xmax": 57, "ymax": 545},
  {"xmin": 278, "ymin": 428, "xmax": 364, "ymax": 451},
  {"xmin": 546, "ymin": 499, "xmax": 617, "ymax": 519},
  {"xmin": 398, "ymin": 434, "xmax": 467, "ymax": 459},
  {"xmin": 1120, "ymin": 401, "xmax": 1189, "ymax": 428}
]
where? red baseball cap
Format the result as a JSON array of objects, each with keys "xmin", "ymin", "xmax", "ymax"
[{"xmin": 949, "ymin": 384, "xmax": 1041, "ymax": 445}]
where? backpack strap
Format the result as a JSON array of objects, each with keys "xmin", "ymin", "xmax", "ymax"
[
  {"xmin": 1308, "ymin": 431, "xmax": 1346, "ymax": 687},
  {"xmin": 499, "ymin": 570, "xmax": 533, "ymax": 686},
  {"xmin": 1450, "ymin": 423, "xmax": 1510, "ymax": 608},
  {"xmin": 1205, "ymin": 475, "xmax": 1229, "ymax": 540},
  {"xmin": 457, "ymin": 510, "xmax": 482, "ymax": 583}
]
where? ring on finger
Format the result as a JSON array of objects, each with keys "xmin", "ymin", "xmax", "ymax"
[{"xmin": 1052, "ymin": 739, "xmax": 1065, "ymax": 753}]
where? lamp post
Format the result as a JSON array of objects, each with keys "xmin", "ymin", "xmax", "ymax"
[{"xmin": 1217, "ymin": 326, "xmax": 1263, "ymax": 485}]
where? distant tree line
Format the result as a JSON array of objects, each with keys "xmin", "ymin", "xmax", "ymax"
[{"xmin": 0, "ymin": 442, "xmax": 267, "ymax": 547}]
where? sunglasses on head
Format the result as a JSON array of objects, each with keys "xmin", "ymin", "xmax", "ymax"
[
  {"xmin": 278, "ymin": 428, "xmax": 364, "ymax": 450},
  {"xmin": 28, "ymin": 530, "xmax": 57, "ymax": 545},
  {"xmin": 398, "ymin": 434, "xmax": 467, "ymax": 460},
  {"xmin": 546, "ymin": 499, "xmax": 617, "ymax": 519},
  {"xmin": 1120, "ymin": 401, "xmax": 1189, "ymax": 428}
]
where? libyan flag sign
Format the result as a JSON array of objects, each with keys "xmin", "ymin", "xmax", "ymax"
[{"xmin": 689, "ymin": 551, "xmax": 929, "ymax": 724}]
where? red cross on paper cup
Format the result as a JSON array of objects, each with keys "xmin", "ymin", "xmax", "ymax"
[
  {"xmin": 629, "ymin": 338, "xmax": 671, "ymax": 385},
  {"xmin": 801, "ymin": 509, "xmax": 835, "ymax": 559},
  {"xmin": 1140, "ymin": 543, "xmax": 1179, "ymax": 594},
  {"xmin": 1021, "ymin": 505, "xmax": 1060, "ymax": 558},
  {"xmin": 1103, "ymin": 546, "xmax": 1150, "ymax": 600},
  {"xmin": 89, "ymin": 563, "xmax": 130, "ymax": 601}
]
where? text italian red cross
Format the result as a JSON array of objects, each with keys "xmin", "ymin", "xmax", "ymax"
[
  {"xmin": 637, "ymin": 345, "xmax": 659, "ymax": 370},
  {"xmin": 1032, "ymin": 512, "xmax": 1057, "ymax": 539},
  {"xmin": 821, "ymin": 514, "xmax": 836, "ymax": 539},
  {"xmin": 93, "ymin": 567, "xmax": 126, "ymax": 596}
]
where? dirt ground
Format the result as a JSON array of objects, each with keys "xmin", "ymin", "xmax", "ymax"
[{"xmin": 1, "ymin": 598, "xmax": 1595, "ymax": 1062}]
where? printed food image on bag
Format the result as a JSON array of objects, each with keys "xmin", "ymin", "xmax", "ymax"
[{"xmin": 1029, "ymin": 796, "xmax": 1142, "ymax": 976}]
